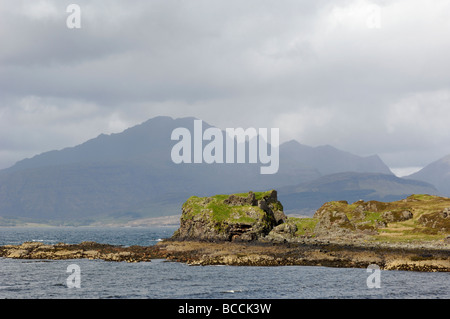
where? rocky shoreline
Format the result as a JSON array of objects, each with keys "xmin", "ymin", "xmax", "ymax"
[
  {"xmin": 157, "ymin": 238, "xmax": 450, "ymax": 272},
  {"xmin": 0, "ymin": 241, "xmax": 165, "ymax": 263},
  {"xmin": 1, "ymin": 238, "xmax": 449, "ymax": 272},
  {"xmin": 1, "ymin": 191, "xmax": 449, "ymax": 272}
]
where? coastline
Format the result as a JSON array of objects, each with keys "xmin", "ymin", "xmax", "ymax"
[
  {"xmin": 1, "ymin": 238, "xmax": 448, "ymax": 272},
  {"xmin": 156, "ymin": 238, "xmax": 450, "ymax": 272},
  {"xmin": 0, "ymin": 215, "xmax": 181, "ymax": 228},
  {"xmin": 2, "ymin": 192, "xmax": 449, "ymax": 272}
]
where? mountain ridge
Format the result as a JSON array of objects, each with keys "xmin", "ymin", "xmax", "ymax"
[
  {"xmin": 278, "ymin": 172, "xmax": 439, "ymax": 216},
  {"xmin": 0, "ymin": 116, "xmax": 434, "ymax": 225},
  {"xmin": 406, "ymin": 154, "xmax": 450, "ymax": 196}
]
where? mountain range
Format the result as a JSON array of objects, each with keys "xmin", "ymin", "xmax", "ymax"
[
  {"xmin": 0, "ymin": 116, "xmax": 446, "ymax": 225},
  {"xmin": 406, "ymin": 154, "xmax": 450, "ymax": 196}
]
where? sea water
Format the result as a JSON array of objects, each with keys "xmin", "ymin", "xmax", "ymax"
[{"xmin": 0, "ymin": 227, "xmax": 448, "ymax": 299}]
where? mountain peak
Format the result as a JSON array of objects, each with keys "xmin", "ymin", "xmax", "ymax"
[
  {"xmin": 406, "ymin": 153, "xmax": 450, "ymax": 196},
  {"xmin": 282, "ymin": 139, "xmax": 302, "ymax": 146},
  {"xmin": 0, "ymin": 115, "xmax": 400, "ymax": 223}
]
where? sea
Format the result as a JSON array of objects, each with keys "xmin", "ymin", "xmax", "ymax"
[{"xmin": 0, "ymin": 226, "xmax": 449, "ymax": 300}]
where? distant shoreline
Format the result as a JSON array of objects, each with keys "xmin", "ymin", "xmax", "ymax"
[{"xmin": 0, "ymin": 215, "xmax": 181, "ymax": 228}]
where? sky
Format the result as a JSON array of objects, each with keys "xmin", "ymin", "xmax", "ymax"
[{"xmin": 1, "ymin": 0, "xmax": 450, "ymax": 176}]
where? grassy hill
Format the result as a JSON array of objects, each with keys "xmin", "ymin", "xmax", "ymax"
[
  {"xmin": 278, "ymin": 172, "xmax": 439, "ymax": 216},
  {"xmin": 287, "ymin": 194, "xmax": 450, "ymax": 243}
]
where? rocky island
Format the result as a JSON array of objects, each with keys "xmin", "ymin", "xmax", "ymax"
[{"xmin": 1, "ymin": 191, "xmax": 449, "ymax": 272}]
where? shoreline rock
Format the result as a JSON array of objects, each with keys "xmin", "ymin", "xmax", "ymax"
[
  {"xmin": 0, "ymin": 241, "xmax": 165, "ymax": 263},
  {"xmin": 1, "ymin": 192, "xmax": 449, "ymax": 272},
  {"xmin": 156, "ymin": 239, "xmax": 450, "ymax": 272},
  {"xmin": 1, "ymin": 238, "xmax": 448, "ymax": 272}
]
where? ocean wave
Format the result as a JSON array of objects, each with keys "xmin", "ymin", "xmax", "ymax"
[{"xmin": 222, "ymin": 289, "xmax": 242, "ymax": 294}]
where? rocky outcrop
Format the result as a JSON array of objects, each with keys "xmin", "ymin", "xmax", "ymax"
[
  {"xmin": 172, "ymin": 192, "xmax": 450, "ymax": 243},
  {"xmin": 313, "ymin": 210, "xmax": 356, "ymax": 236},
  {"xmin": 0, "ymin": 241, "xmax": 165, "ymax": 262},
  {"xmin": 1, "ymin": 239, "xmax": 448, "ymax": 272},
  {"xmin": 223, "ymin": 192, "xmax": 257, "ymax": 206},
  {"xmin": 172, "ymin": 190, "xmax": 286, "ymax": 241},
  {"xmin": 382, "ymin": 210, "xmax": 413, "ymax": 223},
  {"xmin": 418, "ymin": 207, "xmax": 450, "ymax": 232},
  {"xmin": 266, "ymin": 222, "xmax": 298, "ymax": 241},
  {"xmin": 312, "ymin": 195, "xmax": 450, "ymax": 239},
  {"xmin": 157, "ymin": 240, "xmax": 450, "ymax": 272},
  {"xmin": 2, "ymin": 193, "xmax": 448, "ymax": 273},
  {"xmin": 312, "ymin": 201, "xmax": 380, "ymax": 237}
]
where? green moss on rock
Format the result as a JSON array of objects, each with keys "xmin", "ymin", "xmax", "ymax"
[
  {"xmin": 286, "ymin": 217, "xmax": 318, "ymax": 236},
  {"xmin": 173, "ymin": 190, "xmax": 285, "ymax": 241},
  {"xmin": 313, "ymin": 194, "xmax": 450, "ymax": 241},
  {"xmin": 175, "ymin": 193, "xmax": 450, "ymax": 243}
]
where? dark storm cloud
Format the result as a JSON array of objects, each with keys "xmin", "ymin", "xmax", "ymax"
[{"xmin": 1, "ymin": 0, "xmax": 450, "ymax": 174}]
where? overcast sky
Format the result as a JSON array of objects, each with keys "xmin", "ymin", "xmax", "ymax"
[{"xmin": 1, "ymin": 0, "xmax": 450, "ymax": 176}]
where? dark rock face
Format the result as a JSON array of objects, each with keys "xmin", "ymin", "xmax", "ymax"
[
  {"xmin": 266, "ymin": 222, "xmax": 298, "ymax": 241},
  {"xmin": 418, "ymin": 207, "xmax": 450, "ymax": 232},
  {"xmin": 312, "ymin": 200, "xmax": 387, "ymax": 237},
  {"xmin": 313, "ymin": 211, "xmax": 355, "ymax": 236},
  {"xmin": 224, "ymin": 192, "xmax": 257, "ymax": 206},
  {"xmin": 172, "ymin": 190, "xmax": 287, "ymax": 242},
  {"xmin": 0, "ymin": 241, "xmax": 164, "ymax": 262},
  {"xmin": 382, "ymin": 210, "xmax": 413, "ymax": 223},
  {"xmin": 172, "ymin": 192, "xmax": 450, "ymax": 243}
]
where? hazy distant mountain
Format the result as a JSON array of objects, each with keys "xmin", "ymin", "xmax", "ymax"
[
  {"xmin": 0, "ymin": 116, "xmax": 398, "ymax": 224},
  {"xmin": 4, "ymin": 115, "xmax": 185, "ymax": 172},
  {"xmin": 278, "ymin": 172, "xmax": 439, "ymax": 216},
  {"xmin": 406, "ymin": 154, "xmax": 450, "ymax": 196},
  {"xmin": 279, "ymin": 140, "xmax": 392, "ymax": 176}
]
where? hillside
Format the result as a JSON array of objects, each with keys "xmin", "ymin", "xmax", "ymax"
[
  {"xmin": 278, "ymin": 172, "xmax": 439, "ymax": 216},
  {"xmin": 170, "ymin": 190, "xmax": 450, "ymax": 243},
  {"xmin": 407, "ymin": 154, "xmax": 450, "ymax": 196},
  {"xmin": 279, "ymin": 140, "xmax": 392, "ymax": 176},
  {"xmin": 305, "ymin": 193, "xmax": 450, "ymax": 242}
]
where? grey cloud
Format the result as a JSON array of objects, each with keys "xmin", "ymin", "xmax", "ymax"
[{"xmin": 1, "ymin": 0, "xmax": 450, "ymax": 171}]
